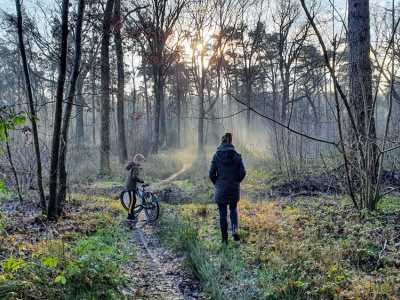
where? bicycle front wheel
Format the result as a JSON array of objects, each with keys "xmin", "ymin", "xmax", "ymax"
[
  {"xmin": 143, "ymin": 193, "xmax": 159, "ymax": 222},
  {"xmin": 120, "ymin": 190, "xmax": 129, "ymax": 211},
  {"xmin": 120, "ymin": 190, "xmax": 142, "ymax": 214}
]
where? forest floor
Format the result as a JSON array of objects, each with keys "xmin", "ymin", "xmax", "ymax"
[
  {"xmin": 3, "ymin": 153, "xmax": 400, "ymax": 299},
  {"xmin": 0, "ymin": 164, "xmax": 204, "ymax": 299}
]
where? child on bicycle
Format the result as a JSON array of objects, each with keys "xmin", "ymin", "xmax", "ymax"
[{"xmin": 124, "ymin": 154, "xmax": 148, "ymax": 222}]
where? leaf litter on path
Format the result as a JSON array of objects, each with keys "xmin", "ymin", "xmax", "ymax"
[{"xmin": 122, "ymin": 212, "xmax": 203, "ymax": 299}]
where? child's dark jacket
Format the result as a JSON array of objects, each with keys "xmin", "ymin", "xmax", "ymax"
[{"xmin": 124, "ymin": 162, "xmax": 144, "ymax": 191}]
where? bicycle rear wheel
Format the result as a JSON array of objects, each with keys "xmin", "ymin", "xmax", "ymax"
[
  {"xmin": 143, "ymin": 192, "xmax": 159, "ymax": 222},
  {"xmin": 120, "ymin": 190, "xmax": 142, "ymax": 214}
]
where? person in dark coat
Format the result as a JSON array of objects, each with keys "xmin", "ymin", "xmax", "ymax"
[
  {"xmin": 209, "ymin": 132, "xmax": 246, "ymax": 244},
  {"xmin": 124, "ymin": 154, "xmax": 148, "ymax": 222}
]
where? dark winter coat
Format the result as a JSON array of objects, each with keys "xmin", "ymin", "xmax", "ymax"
[
  {"xmin": 124, "ymin": 162, "xmax": 144, "ymax": 191},
  {"xmin": 209, "ymin": 143, "xmax": 246, "ymax": 204}
]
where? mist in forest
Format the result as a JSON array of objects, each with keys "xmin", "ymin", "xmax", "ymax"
[{"xmin": 0, "ymin": 0, "xmax": 399, "ymax": 212}]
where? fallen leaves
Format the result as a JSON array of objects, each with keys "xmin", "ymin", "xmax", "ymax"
[{"xmin": 135, "ymin": 287, "xmax": 141, "ymax": 295}]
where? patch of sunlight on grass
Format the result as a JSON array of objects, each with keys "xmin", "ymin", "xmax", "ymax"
[
  {"xmin": 71, "ymin": 193, "xmax": 114, "ymax": 204},
  {"xmin": 341, "ymin": 196, "xmax": 354, "ymax": 206},
  {"xmin": 92, "ymin": 181, "xmax": 122, "ymax": 188},
  {"xmin": 377, "ymin": 196, "xmax": 400, "ymax": 210},
  {"xmin": 172, "ymin": 180, "xmax": 193, "ymax": 188},
  {"xmin": 242, "ymin": 183, "xmax": 254, "ymax": 189},
  {"xmin": 109, "ymin": 200, "xmax": 125, "ymax": 212}
]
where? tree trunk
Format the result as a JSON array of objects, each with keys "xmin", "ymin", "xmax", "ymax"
[
  {"xmin": 15, "ymin": 0, "xmax": 46, "ymax": 209},
  {"xmin": 160, "ymin": 90, "xmax": 167, "ymax": 149},
  {"xmin": 47, "ymin": 0, "xmax": 69, "ymax": 219},
  {"xmin": 177, "ymin": 78, "xmax": 181, "ymax": 148},
  {"xmin": 91, "ymin": 63, "xmax": 96, "ymax": 145},
  {"xmin": 99, "ymin": 0, "xmax": 115, "ymax": 175},
  {"xmin": 245, "ymin": 76, "xmax": 251, "ymax": 131},
  {"xmin": 348, "ymin": 0, "xmax": 377, "ymax": 210},
  {"xmin": 143, "ymin": 60, "xmax": 151, "ymax": 138},
  {"xmin": 114, "ymin": 0, "xmax": 128, "ymax": 163},
  {"xmin": 58, "ymin": 0, "xmax": 86, "ymax": 208},
  {"xmin": 152, "ymin": 65, "xmax": 163, "ymax": 154},
  {"xmin": 197, "ymin": 72, "xmax": 205, "ymax": 159},
  {"xmin": 76, "ymin": 74, "xmax": 84, "ymax": 145}
]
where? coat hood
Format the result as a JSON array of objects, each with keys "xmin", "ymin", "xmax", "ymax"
[
  {"xmin": 125, "ymin": 161, "xmax": 140, "ymax": 170},
  {"xmin": 216, "ymin": 143, "xmax": 237, "ymax": 161}
]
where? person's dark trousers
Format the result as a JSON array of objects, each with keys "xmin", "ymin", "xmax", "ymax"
[
  {"xmin": 218, "ymin": 203, "xmax": 238, "ymax": 243},
  {"xmin": 128, "ymin": 190, "xmax": 136, "ymax": 215}
]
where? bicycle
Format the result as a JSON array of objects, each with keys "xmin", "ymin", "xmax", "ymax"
[{"xmin": 120, "ymin": 184, "xmax": 160, "ymax": 222}]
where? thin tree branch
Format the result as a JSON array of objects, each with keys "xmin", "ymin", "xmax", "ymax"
[
  {"xmin": 300, "ymin": 0, "xmax": 358, "ymax": 134},
  {"xmin": 121, "ymin": 5, "xmax": 149, "ymax": 24},
  {"xmin": 225, "ymin": 89, "xmax": 337, "ymax": 146}
]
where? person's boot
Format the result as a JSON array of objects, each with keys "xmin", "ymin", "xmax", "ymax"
[
  {"xmin": 126, "ymin": 214, "xmax": 138, "ymax": 223},
  {"xmin": 232, "ymin": 225, "xmax": 240, "ymax": 241},
  {"xmin": 221, "ymin": 232, "xmax": 228, "ymax": 245}
]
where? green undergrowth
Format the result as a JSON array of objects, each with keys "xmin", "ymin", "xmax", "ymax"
[
  {"xmin": 0, "ymin": 150, "xmax": 194, "ymax": 300},
  {"xmin": 158, "ymin": 196, "xmax": 400, "ymax": 299},
  {"xmin": 3, "ymin": 148, "xmax": 400, "ymax": 299},
  {"xmin": 0, "ymin": 192, "xmax": 134, "ymax": 300},
  {"xmin": 156, "ymin": 154, "xmax": 400, "ymax": 300}
]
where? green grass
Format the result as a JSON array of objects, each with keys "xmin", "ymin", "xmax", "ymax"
[
  {"xmin": 3, "ymin": 148, "xmax": 400, "ymax": 299},
  {"xmin": 155, "ymin": 150, "xmax": 400, "ymax": 300},
  {"xmin": 0, "ymin": 191, "xmax": 134, "ymax": 300},
  {"xmin": 0, "ymin": 225, "xmax": 132, "ymax": 300},
  {"xmin": 157, "ymin": 196, "xmax": 400, "ymax": 299}
]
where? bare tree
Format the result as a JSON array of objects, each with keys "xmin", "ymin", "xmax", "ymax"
[
  {"xmin": 347, "ymin": 0, "xmax": 378, "ymax": 209},
  {"xmin": 58, "ymin": 0, "xmax": 86, "ymax": 206},
  {"xmin": 14, "ymin": 0, "xmax": 46, "ymax": 208},
  {"xmin": 187, "ymin": 0, "xmax": 243, "ymax": 160},
  {"xmin": 114, "ymin": 0, "xmax": 128, "ymax": 163},
  {"xmin": 301, "ymin": 0, "xmax": 399, "ymax": 210},
  {"xmin": 99, "ymin": 0, "xmax": 115, "ymax": 176},
  {"xmin": 47, "ymin": 0, "xmax": 70, "ymax": 219},
  {"xmin": 233, "ymin": 1, "xmax": 265, "ymax": 132},
  {"xmin": 75, "ymin": 25, "xmax": 102, "ymax": 146},
  {"xmin": 132, "ymin": 0, "xmax": 187, "ymax": 154}
]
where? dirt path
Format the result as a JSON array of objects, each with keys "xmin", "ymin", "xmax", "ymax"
[
  {"xmin": 150, "ymin": 163, "xmax": 189, "ymax": 188},
  {"xmin": 120, "ymin": 217, "xmax": 203, "ymax": 299},
  {"xmin": 120, "ymin": 164, "xmax": 204, "ymax": 299}
]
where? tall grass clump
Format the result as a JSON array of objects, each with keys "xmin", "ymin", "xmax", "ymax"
[
  {"xmin": 156, "ymin": 206, "xmax": 226, "ymax": 298},
  {"xmin": 157, "ymin": 204, "xmax": 266, "ymax": 300}
]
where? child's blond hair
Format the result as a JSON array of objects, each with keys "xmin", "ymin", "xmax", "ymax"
[{"xmin": 134, "ymin": 154, "xmax": 145, "ymax": 162}]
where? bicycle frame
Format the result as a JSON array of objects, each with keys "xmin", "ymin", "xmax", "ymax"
[{"xmin": 120, "ymin": 184, "xmax": 160, "ymax": 222}]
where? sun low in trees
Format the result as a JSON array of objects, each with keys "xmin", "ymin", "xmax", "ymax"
[{"xmin": 129, "ymin": 0, "xmax": 187, "ymax": 155}]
